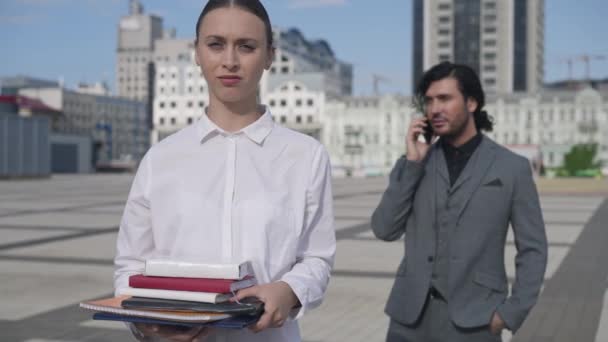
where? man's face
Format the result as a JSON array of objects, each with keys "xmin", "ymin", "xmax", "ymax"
[{"xmin": 424, "ymin": 77, "xmax": 478, "ymax": 139}]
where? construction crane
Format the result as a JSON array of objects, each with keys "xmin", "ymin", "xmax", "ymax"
[
  {"xmin": 578, "ymin": 54, "xmax": 607, "ymax": 80},
  {"xmin": 372, "ymin": 74, "xmax": 390, "ymax": 95},
  {"xmin": 560, "ymin": 54, "xmax": 608, "ymax": 80}
]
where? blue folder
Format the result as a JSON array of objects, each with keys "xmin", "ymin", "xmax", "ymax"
[{"xmin": 92, "ymin": 312, "xmax": 259, "ymax": 329}]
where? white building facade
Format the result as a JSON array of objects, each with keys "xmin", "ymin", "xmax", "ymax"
[{"xmin": 322, "ymin": 87, "xmax": 608, "ymax": 176}]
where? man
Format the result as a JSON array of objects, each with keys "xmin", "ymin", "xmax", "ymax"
[{"xmin": 371, "ymin": 62, "xmax": 547, "ymax": 342}]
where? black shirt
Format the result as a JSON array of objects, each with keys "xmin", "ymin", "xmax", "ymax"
[{"xmin": 441, "ymin": 133, "xmax": 482, "ymax": 186}]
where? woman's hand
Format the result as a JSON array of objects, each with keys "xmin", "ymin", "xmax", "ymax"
[{"xmin": 233, "ymin": 281, "xmax": 300, "ymax": 333}]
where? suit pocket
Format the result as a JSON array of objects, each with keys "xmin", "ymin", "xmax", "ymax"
[{"xmin": 473, "ymin": 271, "xmax": 507, "ymax": 293}]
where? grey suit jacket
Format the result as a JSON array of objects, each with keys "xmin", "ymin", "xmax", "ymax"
[{"xmin": 371, "ymin": 136, "xmax": 547, "ymax": 332}]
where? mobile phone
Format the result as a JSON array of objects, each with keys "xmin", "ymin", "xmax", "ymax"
[
  {"xmin": 412, "ymin": 95, "xmax": 433, "ymax": 143},
  {"xmin": 422, "ymin": 118, "xmax": 434, "ymax": 144}
]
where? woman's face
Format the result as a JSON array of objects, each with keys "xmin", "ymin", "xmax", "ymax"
[{"xmin": 195, "ymin": 7, "xmax": 273, "ymax": 105}]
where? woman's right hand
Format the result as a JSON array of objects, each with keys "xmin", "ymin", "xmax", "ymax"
[
  {"xmin": 132, "ymin": 323, "xmax": 212, "ymax": 342},
  {"xmin": 406, "ymin": 116, "xmax": 433, "ymax": 162}
]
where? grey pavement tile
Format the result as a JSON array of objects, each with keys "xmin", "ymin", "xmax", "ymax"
[
  {"xmin": 0, "ymin": 233, "xmax": 118, "ymax": 260},
  {"xmin": 0, "ymin": 229, "xmax": 72, "ymax": 247},
  {"xmin": 334, "ymin": 239, "xmax": 402, "ymax": 275},
  {"xmin": 0, "ymin": 212, "xmax": 120, "ymax": 229},
  {"xmin": 335, "ymin": 219, "xmax": 367, "ymax": 230},
  {"xmin": 0, "ymin": 261, "xmax": 113, "ymax": 320}
]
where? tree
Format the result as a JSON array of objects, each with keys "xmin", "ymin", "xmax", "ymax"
[{"xmin": 562, "ymin": 143, "xmax": 600, "ymax": 176}]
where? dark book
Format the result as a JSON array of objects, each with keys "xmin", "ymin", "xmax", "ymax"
[{"xmin": 122, "ymin": 296, "xmax": 264, "ymax": 316}]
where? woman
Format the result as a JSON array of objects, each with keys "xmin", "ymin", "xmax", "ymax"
[{"xmin": 114, "ymin": 1, "xmax": 336, "ymax": 341}]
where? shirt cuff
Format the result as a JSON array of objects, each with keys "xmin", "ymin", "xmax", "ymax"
[{"xmin": 279, "ymin": 277, "xmax": 309, "ymax": 320}]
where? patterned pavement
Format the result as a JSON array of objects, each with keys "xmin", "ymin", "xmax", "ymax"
[{"xmin": 0, "ymin": 175, "xmax": 606, "ymax": 341}]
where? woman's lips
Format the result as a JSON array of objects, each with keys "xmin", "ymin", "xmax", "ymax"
[{"xmin": 218, "ymin": 76, "xmax": 241, "ymax": 86}]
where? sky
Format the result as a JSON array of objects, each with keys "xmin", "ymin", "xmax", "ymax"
[{"xmin": 0, "ymin": 0, "xmax": 607, "ymax": 96}]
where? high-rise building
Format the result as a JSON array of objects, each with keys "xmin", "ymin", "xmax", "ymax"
[
  {"xmin": 412, "ymin": 0, "xmax": 544, "ymax": 93},
  {"xmin": 269, "ymin": 28, "xmax": 353, "ymax": 98},
  {"xmin": 116, "ymin": 0, "xmax": 163, "ymax": 102}
]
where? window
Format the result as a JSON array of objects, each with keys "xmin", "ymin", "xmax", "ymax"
[
  {"xmin": 280, "ymin": 100, "xmax": 287, "ymax": 107},
  {"xmin": 438, "ymin": 41, "xmax": 450, "ymax": 48},
  {"xmin": 484, "ymin": 52, "xmax": 496, "ymax": 60},
  {"xmin": 159, "ymin": 102, "xmax": 165, "ymax": 109},
  {"xmin": 170, "ymin": 102, "xmax": 176, "ymax": 108},
  {"xmin": 281, "ymin": 66, "xmax": 289, "ymax": 74},
  {"xmin": 484, "ymin": 26, "xmax": 497, "ymax": 34},
  {"xmin": 296, "ymin": 115, "xmax": 302, "ymax": 124},
  {"xmin": 438, "ymin": 29, "xmax": 450, "ymax": 36},
  {"xmin": 199, "ymin": 101, "xmax": 205, "ymax": 108},
  {"xmin": 159, "ymin": 117, "xmax": 165, "ymax": 125},
  {"xmin": 438, "ymin": 3, "xmax": 451, "ymax": 10},
  {"xmin": 269, "ymin": 100, "xmax": 276, "ymax": 107},
  {"xmin": 484, "ymin": 64, "xmax": 496, "ymax": 72},
  {"xmin": 187, "ymin": 117, "xmax": 193, "ymax": 124},
  {"xmin": 296, "ymin": 99, "xmax": 302, "ymax": 107},
  {"xmin": 280, "ymin": 116, "xmax": 286, "ymax": 123},
  {"xmin": 170, "ymin": 118, "xmax": 176, "ymax": 125},
  {"xmin": 439, "ymin": 54, "xmax": 450, "ymax": 62},
  {"xmin": 307, "ymin": 99, "xmax": 314, "ymax": 106},
  {"xmin": 485, "ymin": 78, "xmax": 496, "ymax": 85},
  {"xmin": 307, "ymin": 115, "xmax": 313, "ymax": 123},
  {"xmin": 484, "ymin": 14, "xmax": 497, "ymax": 22},
  {"xmin": 483, "ymin": 40, "xmax": 496, "ymax": 47},
  {"xmin": 187, "ymin": 101, "xmax": 193, "ymax": 108},
  {"xmin": 281, "ymin": 55, "xmax": 289, "ymax": 62},
  {"xmin": 439, "ymin": 16, "xmax": 450, "ymax": 24}
]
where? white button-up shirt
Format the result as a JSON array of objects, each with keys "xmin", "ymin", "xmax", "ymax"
[{"xmin": 114, "ymin": 109, "xmax": 336, "ymax": 342}]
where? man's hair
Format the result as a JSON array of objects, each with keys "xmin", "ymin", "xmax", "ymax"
[{"xmin": 416, "ymin": 61, "xmax": 494, "ymax": 132}]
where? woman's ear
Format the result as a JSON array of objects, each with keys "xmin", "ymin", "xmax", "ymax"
[{"xmin": 265, "ymin": 47, "xmax": 276, "ymax": 70}]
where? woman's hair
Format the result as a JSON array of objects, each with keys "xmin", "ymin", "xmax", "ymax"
[
  {"xmin": 194, "ymin": 0, "xmax": 273, "ymax": 49},
  {"xmin": 416, "ymin": 61, "xmax": 494, "ymax": 132}
]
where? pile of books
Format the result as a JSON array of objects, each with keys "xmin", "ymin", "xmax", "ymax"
[{"xmin": 80, "ymin": 259, "xmax": 262, "ymax": 329}]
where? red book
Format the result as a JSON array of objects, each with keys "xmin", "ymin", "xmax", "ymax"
[{"xmin": 129, "ymin": 274, "xmax": 256, "ymax": 294}]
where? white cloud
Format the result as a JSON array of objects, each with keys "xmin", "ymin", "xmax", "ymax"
[{"xmin": 288, "ymin": 0, "xmax": 347, "ymax": 9}]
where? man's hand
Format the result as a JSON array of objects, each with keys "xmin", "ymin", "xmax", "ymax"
[
  {"xmin": 132, "ymin": 323, "xmax": 212, "ymax": 341},
  {"xmin": 233, "ymin": 281, "xmax": 300, "ymax": 333},
  {"xmin": 490, "ymin": 311, "xmax": 506, "ymax": 335},
  {"xmin": 406, "ymin": 116, "xmax": 434, "ymax": 162}
]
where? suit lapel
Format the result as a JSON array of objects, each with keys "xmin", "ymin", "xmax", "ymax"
[
  {"xmin": 436, "ymin": 145, "xmax": 450, "ymax": 187},
  {"xmin": 454, "ymin": 136, "xmax": 497, "ymax": 220}
]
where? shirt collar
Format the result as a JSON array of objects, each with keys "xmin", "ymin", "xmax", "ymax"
[
  {"xmin": 442, "ymin": 132, "xmax": 483, "ymax": 156},
  {"xmin": 196, "ymin": 106, "xmax": 274, "ymax": 145}
]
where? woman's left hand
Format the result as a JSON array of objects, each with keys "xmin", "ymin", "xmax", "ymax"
[{"xmin": 233, "ymin": 281, "xmax": 300, "ymax": 333}]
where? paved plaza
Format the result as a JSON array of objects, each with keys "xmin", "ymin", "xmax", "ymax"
[{"xmin": 0, "ymin": 174, "xmax": 607, "ymax": 341}]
